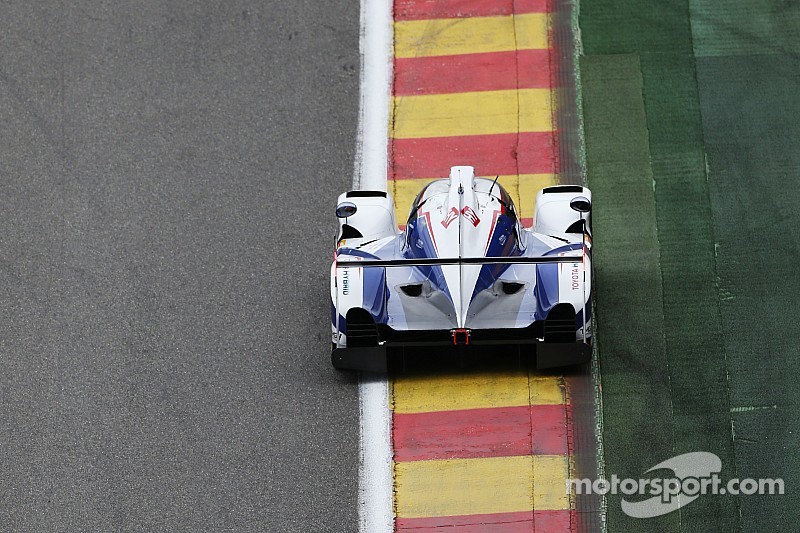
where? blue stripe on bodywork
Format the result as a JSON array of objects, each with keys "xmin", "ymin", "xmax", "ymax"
[
  {"xmin": 404, "ymin": 218, "xmax": 452, "ymax": 300},
  {"xmin": 331, "ymin": 301, "xmax": 347, "ymax": 335},
  {"xmin": 534, "ymin": 263, "xmax": 560, "ymax": 320},
  {"xmin": 472, "ymin": 213, "xmax": 520, "ymax": 300},
  {"xmin": 336, "ymin": 247, "xmax": 380, "ymax": 260},
  {"xmin": 362, "ymin": 266, "xmax": 389, "ymax": 324},
  {"xmin": 534, "ymin": 243, "xmax": 585, "ymax": 320},
  {"xmin": 333, "ymin": 249, "xmax": 389, "ymax": 329},
  {"xmin": 544, "ymin": 243, "xmax": 584, "ymax": 256}
]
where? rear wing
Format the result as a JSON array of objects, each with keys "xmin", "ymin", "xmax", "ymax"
[
  {"xmin": 334, "ymin": 254, "xmax": 586, "ymax": 267},
  {"xmin": 333, "ymin": 248, "xmax": 591, "ymax": 346}
]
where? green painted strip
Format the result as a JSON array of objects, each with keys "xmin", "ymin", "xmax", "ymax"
[
  {"xmin": 692, "ymin": 1, "xmax": 800, "ymax": 526},
  {"xmin": 581, "ymin": 0, "xmax": 741, "ymax": 530},
  {"xmin": 691, "ymin": 0, "xmax": 800, "ymax": 57},
  {"xmin": 581, "ymin": 53, "xmax": 677, "ymax": 533}
]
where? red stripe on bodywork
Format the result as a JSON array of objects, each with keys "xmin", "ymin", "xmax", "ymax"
[
  {"xmin": 419, "ymin": 211, "xmax": 440, "ymax": 253},
  {"xmin": 395, "ymin": 0, "xmax": 551, "ymax": 21},
  {"xmin": 393, "ymin": 404, "xmax": 567, "ymax": 461},
  {"xmin": 396, "ymin": 510, "xmax": 572, "ymax": 531},
  {"xmin": 391, "ymin": 132, "xmax": 556, "ymax": 180},
  {"xmin": 394, "ymin": 50, "xmax": 551, "ymax": 96}
]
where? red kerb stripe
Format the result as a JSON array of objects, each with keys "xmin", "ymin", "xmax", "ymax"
[
  {"xmin": 395, "ymin": 0, "xmax": 551, "ymax": 21},
  {"xmin": 396, "ymin": 510, "xmax": 572, "ymax": 531},
  {"xmin": 393, "ymin": 404, "xmax": 567, "ymax": 461},
  {"xmin": 394, "ymin": 50, "xmax": 551, "ymax": 96},
  {"xmin": 391, "ymin": 132, "xmax": 556, "ymax": 180}
]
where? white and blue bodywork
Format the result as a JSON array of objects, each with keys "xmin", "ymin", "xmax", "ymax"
[{"xmin": 331, "ymin": 166, "xmax": 593, "ymax": 372}]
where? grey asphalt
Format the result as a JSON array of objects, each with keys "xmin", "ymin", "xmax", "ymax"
[{"xmin": 0, "ymin": 2, "xmax": 361, "ymax": 531}]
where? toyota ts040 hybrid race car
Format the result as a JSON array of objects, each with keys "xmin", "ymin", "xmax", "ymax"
[{"xmin": 330, "ymin": 166, "xmax": 593, "ymax": 372}]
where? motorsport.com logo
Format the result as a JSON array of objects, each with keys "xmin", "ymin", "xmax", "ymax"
[{"xmin": 567, "ymin": 452, "xmax": 784, "ymax": 518}]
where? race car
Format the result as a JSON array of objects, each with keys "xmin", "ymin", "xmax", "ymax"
[{"xmin": 331, "ymin": 165, "xmax": 593, "ymax": 372}]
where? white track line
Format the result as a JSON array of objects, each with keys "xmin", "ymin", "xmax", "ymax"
[
  {"xmin": 354, "ymin": 0, "xmax": 394, "ymax": 532},
  {"xmin": 353, "ymin": 0, "xmax": 392, "ymax": 192},
  {"xmin": 357, "ymin": 376, "xmax": 393, "ymax": 533}
]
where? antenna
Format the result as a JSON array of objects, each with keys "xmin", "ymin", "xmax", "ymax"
[{"xmin": 488, "ymin": 175, "xmax": 499, "ymax": 196}]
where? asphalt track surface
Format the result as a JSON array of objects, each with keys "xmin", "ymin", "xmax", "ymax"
[{"xmin": 0, "ymin": 2, "xmax": 361, "ymax": 530}]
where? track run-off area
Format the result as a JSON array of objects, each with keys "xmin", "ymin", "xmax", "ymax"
[{"xmin": 353, "ymin": 1, "xmax": 600, "ymax": 531}]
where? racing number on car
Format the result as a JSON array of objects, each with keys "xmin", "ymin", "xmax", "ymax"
[
  {"xmin": 441, "ymin": 207, "xmax": 459, "ymax": 228},
  {"xmin": 441, "ymin": 206, "xmax": 481, "ymax": 228},
  {"xmin": 461, "ymin": 206, "xmax": 480, "ymax": 227}
]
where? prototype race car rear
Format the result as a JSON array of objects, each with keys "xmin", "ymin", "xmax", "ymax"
[{"xmin": 330, "ymin": 166, "xmax": 593, "ymax": 372}]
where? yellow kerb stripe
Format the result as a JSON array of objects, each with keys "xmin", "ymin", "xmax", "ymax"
[
  {"xmin": 392, "ymin": 372, "xmax": 563, "ymax": 413},
  {"xmin": 394, "ymin": 14, "xmax": 549, "ymax": 58},
  {"xmin": 535, "ymin": 455, "xmax": 572, "ymax": 511},
  {"xmin": 519, "ymin": 173, "xmax": 559, "ymax": 220},
  {"xmin": 391, "ymin": 174, "xmax": 558, "ymax": 224},
  {"xmin": 394, "ymin": 455, "xmax": 569, "ymax": 518},
  {"xmin": 392, "ymin": 89, "xmax": 552, "ymax": 139}
]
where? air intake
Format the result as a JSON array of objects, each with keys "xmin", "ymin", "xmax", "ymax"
[
  {"xmin": 501, "ymin": 282, "xmax": 525, "ymax": 295},
  {"xmin": 542, "ymin": 185, "xmax": 583, "ymax": 194},
  {"xmin": 345, "ymin": 308, "xmax": 379, "ymax": 347},
  {"xmin": 346, "ymin": 191, "xmax": 387, "ymax": 198},
  {"xmin": 544, "ymin": 303, "xmax": 576, "ymax": 343},
  {"xmin": 400, "ymin": 283, "xmax": 423, "ymax": 297},
  {"xmin": 340, "ymin": 224, "xmax": 363, "ymax": 239},
  {"xmin": 565, "ymin": 220, "xmax": 585, "ymax": 234}
]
